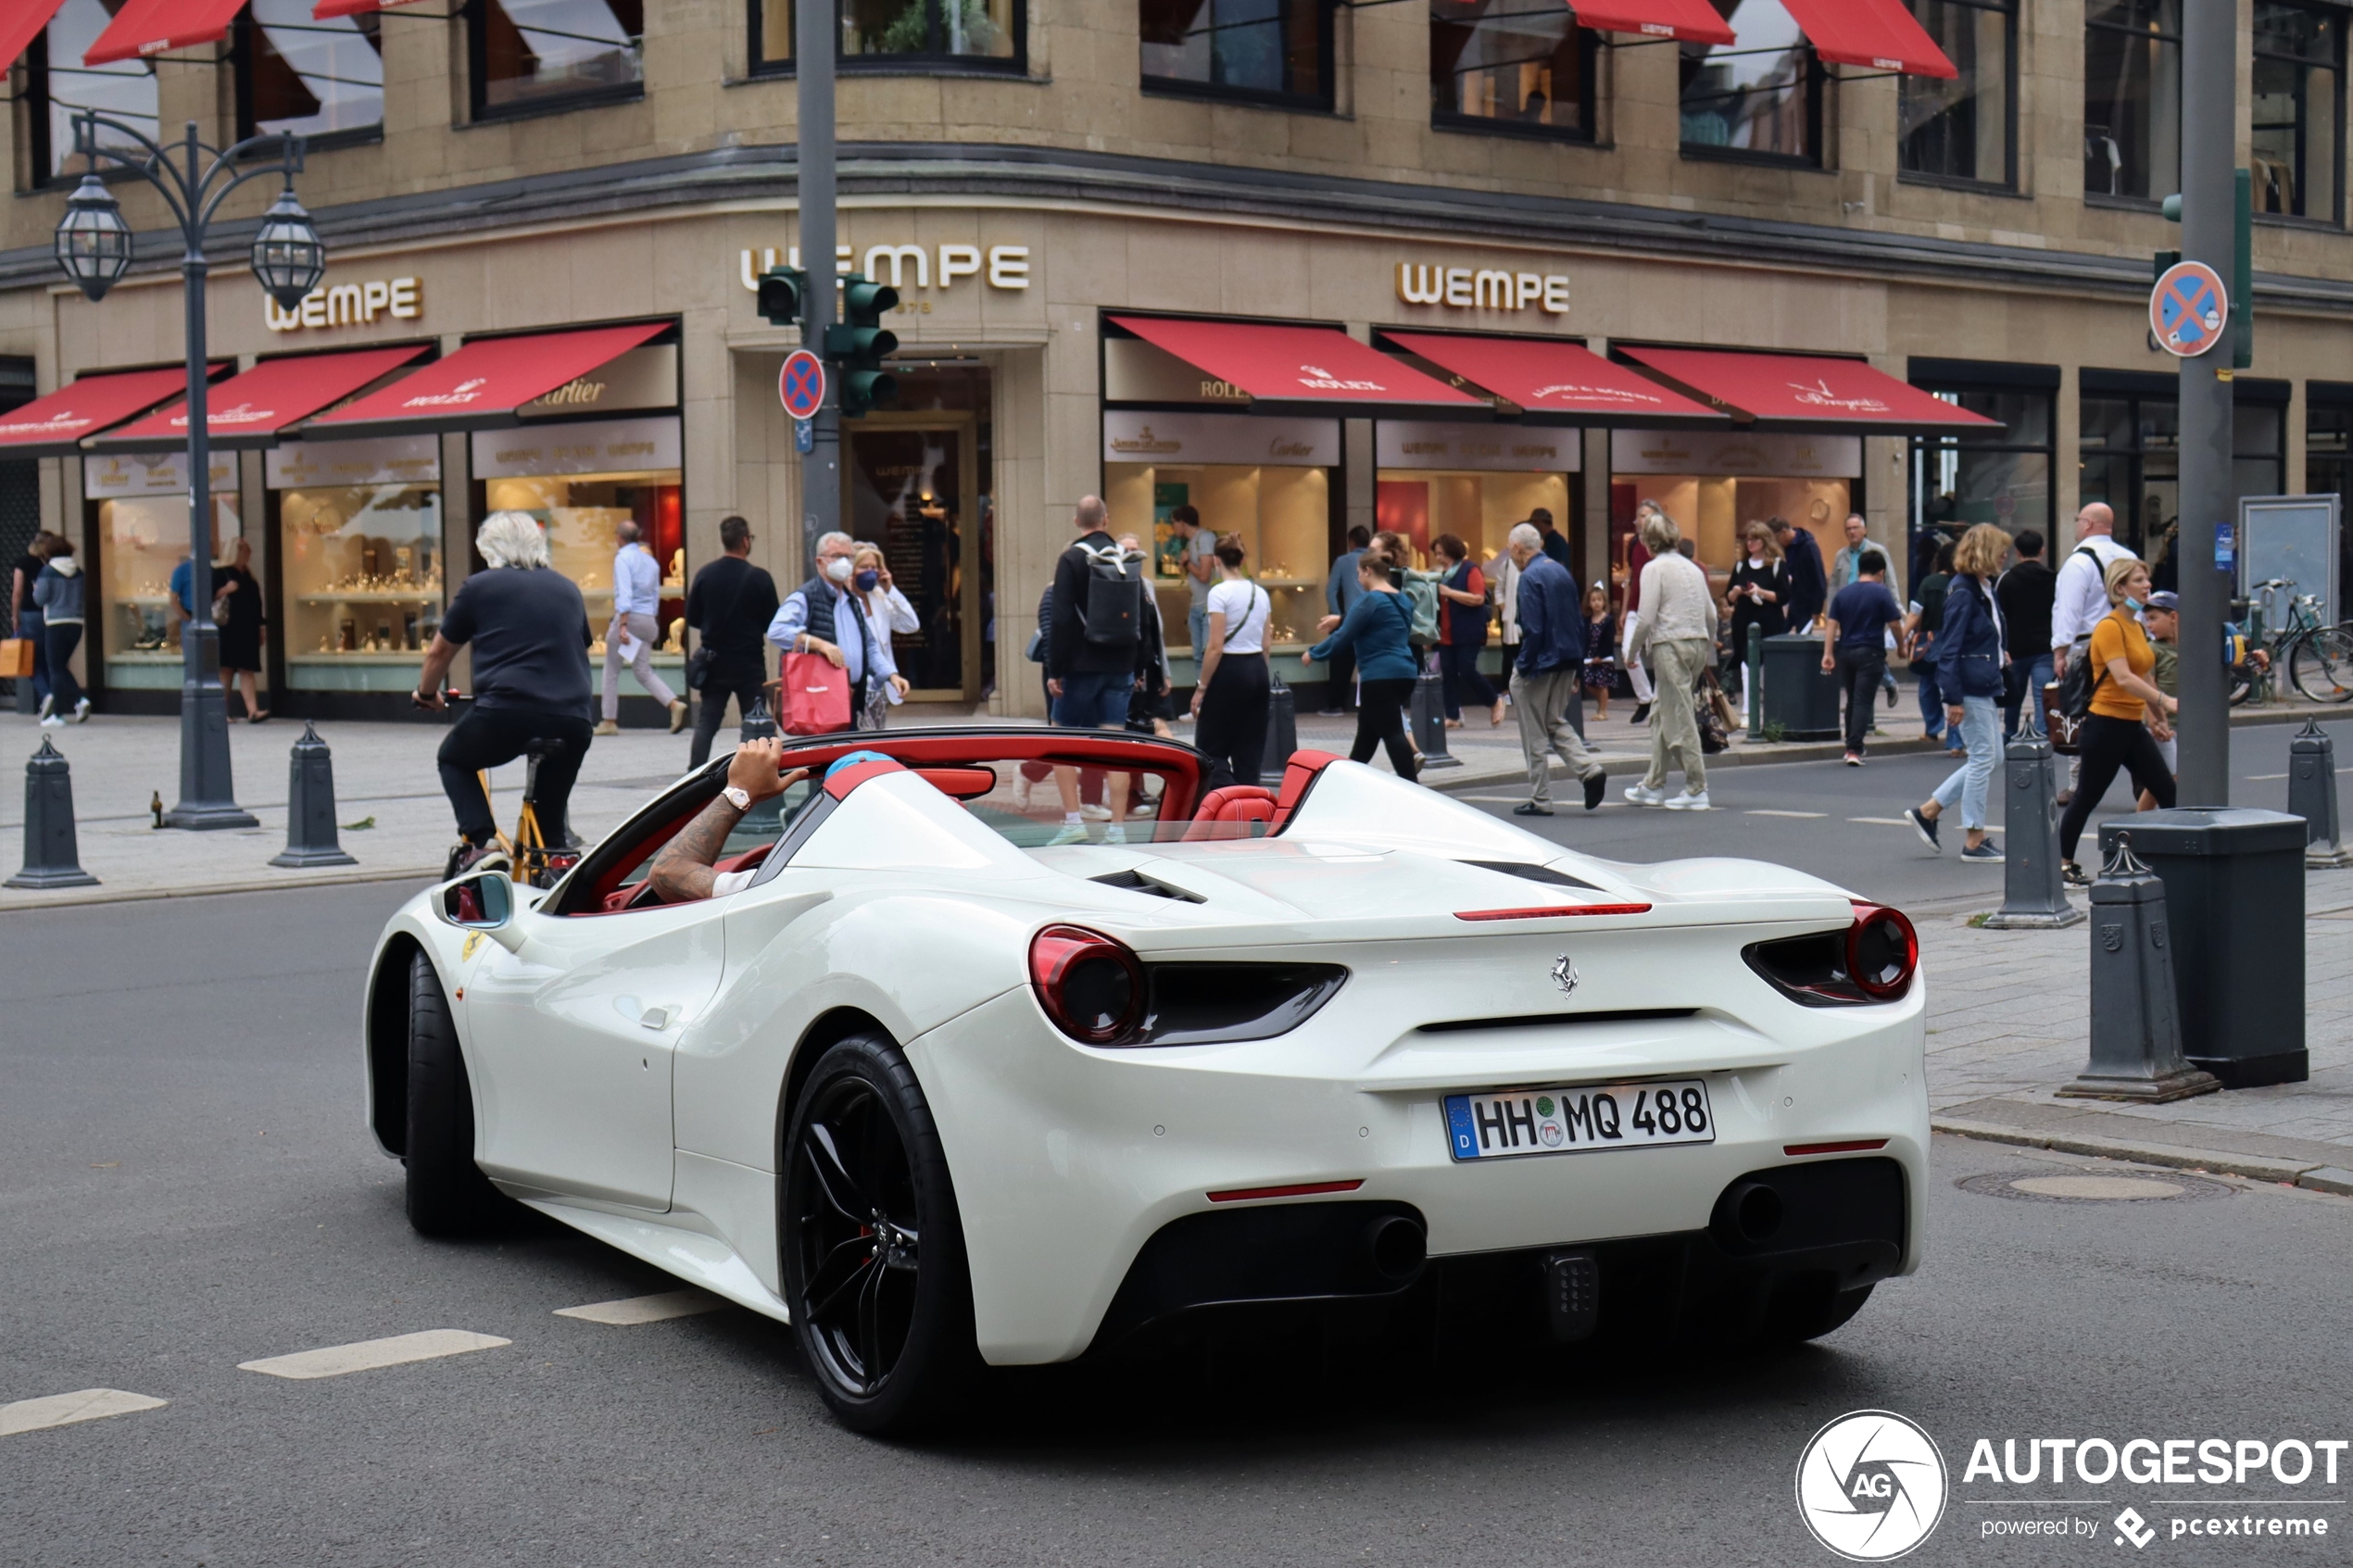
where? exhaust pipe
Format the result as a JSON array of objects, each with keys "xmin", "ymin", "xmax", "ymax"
[{"xmin": 1365, "ymin": 1212, "xmax": 1427, "ymax": 1285}]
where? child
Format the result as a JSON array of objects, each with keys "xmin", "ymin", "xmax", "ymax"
[{"xmin": 1580, "ymin": 583, "xmax": 1618, "ymax": 721}]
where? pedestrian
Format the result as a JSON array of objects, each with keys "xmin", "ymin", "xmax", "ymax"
[
  {"xmin": 213, "ymin": 535, "xmax": 269, "ymax": 722},
  {"xmin": 2137, "ymin": 588, "xmax": 2182, "ymax": 807},
  {"xmin": 1624, "ymin": 511, "xmax": 1716, "ymax": 809},
  {"xmin": 1829, "ymin": 511, "xmax": 1885, "ymax": 594},
  {"xmin": 1168, "ymin": 503, "xmax": 1216, "ymax": 661},
  {"xmin": 1904, "ymin": 524, "xmax": 2011, "ymax": 863},
  {"xmin": 596, "ymin": 519, "xmax": 687, "ymax": 737},
  {"xmin": 1725, "ymin": 521, "xmax": 1787, "ymax": 708},
  {"xmin": 31, "ymin": 535, "xmax": 89, "ymax": 726},
  {"xmin": 1772, "ymin": 515, "xmax": 1828, "ymax": 633},
  {"xmin": 850, "ymin": 544, "xmax": 916, "ymax": 730},
  {"xmin": 1906, "ymin": 541, "xmax": 1956, "ymax": 749},
  {"xmin": 12, "ymin": 532, "xmax": 52, "ymax": 714},
  {"xmin": 410, "ymin": 510, "xmax": 596, "ymax": 877},
  {"xmin": 1619, "ymin": 501, "xmax": 1660, "ymax": 724},
  {"xmin": 2048, "ymin": 502, "xmax": 2137, "ymax": 805},
  {"xmin": 1504, "ymin": 522, "xmax": 1605, "ymax": 815},
  {"xmin": 1531, "ymin": 507, "xmax": 1572, "ymax": 570},
  {"xmin": 1819, "ymin": 549, "xmax": 1903, "ymax": 765},
  {"xmin": 1994, "ymin": 527, "xmax": 2056, "ymax": 738},
  {"xmin": 1043, "ymin": 496, "xmax": 1147, "ymax": 843},
  {"xmin": 1492, "ymin": 535, "xmax": 1526, "ymax": 714},
  {"xmin": 1119, "ymin": 533, "xmax": 1176, "ymax": 740},
  {"xmin": 1580, "ymin": 582, "xmax": 1617, "ymax": 720},
  {"xmin": 2057, "ymin": 558, "xmax": 2177, "ymax": 886},
  {"xmin": 768, "ymin": 530, "xmax": 879, "ymax": 740},
  {"xmin": 1432, "ymin": 533, "xmax": 1504, "ymax": 728},
  {"xmin": 1318, "ymin": 523, "xmax": 1370, "ymax": 715},
  {"xmin": 1190, "ymin": 534, "xmax": 1273, "ymax": 788},
  {"xmin": 1304, "ymin": 549, "xmax": 1417, "ymax": 781},
  {"xmin": 684, "ymin": 514, "xmax": 782, "ymax": 768}
]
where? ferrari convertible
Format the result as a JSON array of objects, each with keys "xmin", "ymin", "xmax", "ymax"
[{"xmin": 362, "ymin": 727, "xmax": 1927, "ymax": 1433}]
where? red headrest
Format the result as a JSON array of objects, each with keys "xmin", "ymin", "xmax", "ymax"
[
  {"xmin": 1270, "ymin": 750, "xmax": 1343, "ymax": 826},
  {"xmin": 1182, "ymin": 785, "xmax": 1277, "ymax": 841}
]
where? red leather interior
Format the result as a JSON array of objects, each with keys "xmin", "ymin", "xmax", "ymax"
[
  {"xmin": 1182, "ymin": 785, "xmax": 1277, "ymax": 841},
  {"xmin": 912, "ymin": 765, "xmax": 998, "ymax": 799},
  {"xmin": 1269, "ymin": 749, "xmax": 1343, "ymax": 828}
]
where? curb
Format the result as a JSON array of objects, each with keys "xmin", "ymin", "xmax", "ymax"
[
  {"xmin": 0, "ymin": 863, "xmax": 439, "ymax": 914},
  {"xmin": 1932, "ymin": 1115, "xmax": 2353, "ymax": 1194}
]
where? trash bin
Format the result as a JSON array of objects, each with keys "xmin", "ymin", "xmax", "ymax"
[
  {"xmin": 2096, "ymin": 808, "xmax": 2307, "ymax": 1088},
  {"xmin": 1760, "ymin": 634, "xmax": 1842, "ymax": 741}
]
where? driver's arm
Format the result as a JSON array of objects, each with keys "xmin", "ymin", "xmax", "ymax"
[{"xmin": 648, "ymin": 741, "xmax": 802, "ymax": 903}]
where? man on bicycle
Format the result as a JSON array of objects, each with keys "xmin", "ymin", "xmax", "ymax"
[{"xmin": 414, "ymin": 510, "xmax": 596, "ymax": 877}]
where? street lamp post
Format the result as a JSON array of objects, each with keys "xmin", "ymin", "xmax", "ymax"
[{"xmin": 53, "ymin": 112, "xmax": 324, "ymax": 830}]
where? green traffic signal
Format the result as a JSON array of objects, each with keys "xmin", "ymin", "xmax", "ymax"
[
  {"xmin": 828, "ymin": 271, "xmax": 901, "ymax": 418},
  {"xmin": 843, "ymin": 277, "xmax": 900, "ymax": 323},
  {"xmin": 755, "ymin": 266, "xmax": 805, "ymax": 327}
]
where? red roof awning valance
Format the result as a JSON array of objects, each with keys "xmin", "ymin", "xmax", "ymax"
[
  {"xmin": 313, "ymin": 0, "xmax": 435, "ymax": 19},
  {"xmin": 1780, "ymin": 0, "xmax": 1956, "ymax": 77},
  {"xmin": 84, "ymin": 0, "xmax": 247, "ymax": 66},
  {"xmin": 1380, "ymin": 332, "xmax": 1727, "ymax": 426},
  {"xmin": 1621, "ymin": 347, "xmax": 1999, "ymax": 430},
  {"xmin": 0, "ymin": 367, "xmax": 210, "ymax": 458},
  {"xmin": 91, "ymin": 345, "xmax": 430, "ymax": 452},
  {"xmin": 1567, "ymin": 0, "xmax": 1734, "ymax": 46},
  {"xmin": 307, "ymin": 322, "xmax": 669, "ymax": 438},
  {"xmin": 2, "ymin": 1, "xmax": 69, "ymax": 74},
  {"xmin": 1108, "ymin": 316, "xmax": 1484, "ymax": 419}
]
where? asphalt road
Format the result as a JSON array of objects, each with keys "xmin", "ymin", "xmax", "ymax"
[
  {"xmin": 1459, "ymin": 717, "xmax": 2353, "ymax": 914},
  {"xmin": 6, "ymin": 882, "xmax": 2353, "ymax": 1566}
]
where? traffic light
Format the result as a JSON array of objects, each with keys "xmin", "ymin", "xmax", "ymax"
[
  {"xmin": 755, "ymin": 266, "xmax": 807, "ymax": 329},
  {"xmin": 2158, "ymin": 173, "xmax": 2252, "ymax": 369},
  {"xmin": 825, "ymin": 273, "xmax": 900, "ymax": 418}
]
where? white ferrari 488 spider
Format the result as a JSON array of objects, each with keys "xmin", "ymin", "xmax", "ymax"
[{"xmin": 363, "ymin": 728, "xmax": 1927, "ymax": 1432}]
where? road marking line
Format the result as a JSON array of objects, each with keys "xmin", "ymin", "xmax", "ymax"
[
  {"xmin": 1849, "ymin": 816, "xmax": 1912, "ymax": 826},
  {"xmin": 238, "ymin": 1329, "xmax": 510, "ymax": 1380},
  {"xmin": 1, "ymin": 1388, "xmax": 168, "ymax": 1436},
  {"xmin": 1745, "ymin": 809, "xmax": 1828, "ymax": 818},
  {"xmin": 555, "ymin": 1289, "xmax": 728, "ymax": 1326},
  {"xmin": 2246, "ymin": 772, "xmax": 2289, "ymax": 781}
]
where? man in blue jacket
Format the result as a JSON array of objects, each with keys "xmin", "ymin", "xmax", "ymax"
[{"xmin": 1507, "ymin": 523, "xmax": 1605, "ymax": 814}]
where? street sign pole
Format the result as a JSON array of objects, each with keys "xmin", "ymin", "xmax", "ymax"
[
  {"xmin": 2176, "ymin": 0, "xmax": 2234, "ymax": 809},
  {"xmin": 796, "ymin": 0, "xmax": 838, "ymax": 583}
]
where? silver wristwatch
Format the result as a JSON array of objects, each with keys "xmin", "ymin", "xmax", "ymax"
[{"xmin": 721, "ymin": 785, "xmax": 751, "ymax": 811}]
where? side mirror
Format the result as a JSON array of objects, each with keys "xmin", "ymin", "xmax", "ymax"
[{"xmin": 439, "ymin": 871, "xmax": 514, "ymax": 931}]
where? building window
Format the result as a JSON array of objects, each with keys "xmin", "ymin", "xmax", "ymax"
[
  {"xmin": 1909, "ymin": 383, "xmax": 2052, "ymax": 586},
  {"xmin": 2307, "ymin": 397, "xmax": 2353, "ymax": 605},
  {"xmin": 2082, "ymin": 0, "xmax": 2181, "ymax": 201},
  {"xmin": 26, "ymin": 0, "xmax": 160, "ymax": 186},
  {"xmin": 842, "ymin": 0, "xmax": 1020, "ymax": 63},
  {"xmin": 1679, "ymin": 0, "xmax": 1819, "ymax": 164},
  {"xmin": 2080, "ymin": 384, "xmax": 2284, "ymax": 585},
  {"xmin": 1429, "ymin": 0, "xmax": 1596, "ymax": 140},
  {"xmin": 471, "ymin": 0, "xmax": 644, "ymax": 119},
  {"xmin": 235, "ymin": 2, "xmax": 384, "ymax": 144},
  {"xmin": 2252, "ymin": 2, "xmax": 2344, "ymax": 222},
  {"xmin": 751, "ymin": 0, "xmax": 793, "ymax": 69},
  {"xmin": 1140, "ymin": 0, "xmax": 1332, "ymax": 108},
  {"xmin": 1898, "ymin": 0, "xmax": 2011, "ymax": 186}
]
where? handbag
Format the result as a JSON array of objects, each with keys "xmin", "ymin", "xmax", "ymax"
[
  {"xmin": 778, "ymin": 648, "xmax": 853, "ymax": 734},
  {"xmin": 1695, "ymin": 669, "xmax": 1731, "ymax": 755},
  {"xmin": 0, "ymin": 638, "xmax": 31, "ymax": 679}
]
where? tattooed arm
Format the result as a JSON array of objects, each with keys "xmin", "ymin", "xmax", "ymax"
[{"xmin": 648, "ymin": 739, "xmax": 802, "ymax": 903}]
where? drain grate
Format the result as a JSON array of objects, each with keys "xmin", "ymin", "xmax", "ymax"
[{"xmin": 1957, "ymin": 1169, "xmax": 2234, "ymax": 1204}]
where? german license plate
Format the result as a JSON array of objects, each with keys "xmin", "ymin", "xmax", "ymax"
[{"xmin": 1444, "ymin": 1079, "xmax": 1715, "ymax": 1161}]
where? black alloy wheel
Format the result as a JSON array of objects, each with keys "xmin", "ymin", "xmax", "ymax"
[{"xmin": 782, "ymin": 1034, "xmax": 976, "ymax": 1434}]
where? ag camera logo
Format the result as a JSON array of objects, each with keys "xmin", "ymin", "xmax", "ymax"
[{"xmin": 1796, "ymin": 1410, "xmax": 1948, "ymax": 1561}]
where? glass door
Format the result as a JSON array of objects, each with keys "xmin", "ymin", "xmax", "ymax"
[{"xmin": 844, "ymin": 414, "xmax": 981, "ymax": 701}]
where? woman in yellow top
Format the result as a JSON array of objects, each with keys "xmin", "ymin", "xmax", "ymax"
[{"xmin": 2057, "ymin": 557, "xmax": 2177, "ymax": 885}]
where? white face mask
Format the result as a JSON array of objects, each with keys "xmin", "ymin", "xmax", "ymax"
[{"xmin": 823, "ymin": 556, "xmax": 854, "ymax": 583}]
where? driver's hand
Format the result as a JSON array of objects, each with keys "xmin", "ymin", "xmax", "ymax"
[{"xmin": 726, "ymin": 738, "xmax": 796, "ymax": 803}]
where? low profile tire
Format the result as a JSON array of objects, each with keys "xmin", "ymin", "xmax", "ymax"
[
  {"xmin": 404, "ymin": 950, "xmax": 502, "ymax": 1236},
  {"xmin": 781, "ymin": 1033, "xmax": 978, "ymax": 1436}
]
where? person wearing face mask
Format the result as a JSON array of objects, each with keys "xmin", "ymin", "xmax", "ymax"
[
  {"xmin": 765, "ymin": 530, "xmax": 877, "ymax": 734},
  {"xmin": 850, "ymin": 544, "xmax": 916, "ymax": 728}
]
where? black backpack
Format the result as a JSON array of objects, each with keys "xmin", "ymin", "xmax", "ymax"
[{"xmin": 1077, "ymin": 542, "xmax": 1142, "ymax": 649}]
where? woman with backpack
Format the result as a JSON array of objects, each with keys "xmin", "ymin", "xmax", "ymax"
[
  {"xmin": 1305, "ymin": 550, "xmax": 1418, "ymax": 781},
  {"xmin": 1189, "ymin": 535, "xmax": 1273, "ymax": 788},
  {"xmin": 1903, "ymin": 524, "xmax": 2011, "ymax": 863},
  {"xmin": 2054, "ymin": 557, "xmax": 2176, "ymax": 886},
  {"xmin": 1431, "ymin": 533, "xmax": 1504, "ymax": 728}
]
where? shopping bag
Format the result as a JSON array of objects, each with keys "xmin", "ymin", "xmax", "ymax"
[
  {"xmin": 0, "ymin": 638, "xmax": 31, "ymax": 679},
  {"xmin": 778, "ymin": 649, "xmax": 853, "ymax": 734}
]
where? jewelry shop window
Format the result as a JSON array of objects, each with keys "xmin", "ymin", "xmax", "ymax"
[
  {"xmin": 1898, "ymin": 0, "xmax": 2012, "ymax": 187},
  {"xmin": 269, "ymin": 436, "xmax": 443, "ymax": 694},
  {"xmin": 471, "ymin": 0, "xmax": 644, "ymax": 119},
  {"xmin": 2083, "ymin": 0, "xmax": 2181, "ymax": 202},
  {"xmin": 1679, "ymin": 0, "xmax": 1819, "ymax": 164},
  {"xmin": 86, "ymin": 452, "xmax": 239, "ymax": 695},
  {"xmin": 26, "ymin": 0, "xmax": 159, "ymax": 186},
  {"xmin": 1429, "ymin": 0, "xmax": 1596, "ymax": 140},
  {"xmin": 1140, "ymin": 0, "xmax": 1332, "ymax": 109},
  {"xmin": 234, "ymin": 0, "xmax": 384, "ymax": 144}
]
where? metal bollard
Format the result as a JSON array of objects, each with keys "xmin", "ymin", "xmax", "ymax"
[
  {"xmin": 270, "ymin": 721, "xmax": 358, "ymax": 868},
  {"xmin": 2288, "ymin": 718, "xmax": 2350, "ymax": 867},
  {"xmin": 1409, "ymin": 662, "xmax": 1459, "ymax": 770},
  {"xmin": 1744, "ymin": 622, "xmax": 1763, "ymax": 740},
  {"xmin": 1980, "ymin": 732, "xmax": 2085, "ymax": 929},
  {"xmin": 1264, "ymin": 670, "xmax": 1298, "ymax": 773},
  {"xmin": 740, "ymin": 696, "xmax": 779, "ymax": 744},
  {"xmin": 2057, "ymin": 835, "xmax": 2221, "ymax": 1103},
  {"xmin": 6, "ymin": 738, "xmax": 98, "ymax": 889}
]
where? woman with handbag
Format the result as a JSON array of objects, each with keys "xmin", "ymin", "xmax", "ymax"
[
  {"xmin": 1432, "ymin": 534, "xmax": 1504, "ymax": 728},
  {"xmin": 2053, "ymin": 558, "xmax": 2177, "ymax": 886},
  {"xmin": 1903, "ymin": 524, "xmax": 2013, "ymax": 863},
  {"xmin": 1190, "ymin": 535, "xmax": 1272, "ymax": 788},
  {"xmin": 1305, "ymin": 551, "xmax": 1418, "ymax": 781},
  {"xmin": 850, "ymin": 544, "xmax": 917, "ymax": 730},
  {"xmin": 10, "ymin": 533, "xmax": 52, "ymax": 714}
]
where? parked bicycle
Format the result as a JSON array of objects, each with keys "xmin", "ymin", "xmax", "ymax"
[{"xmin": 2248, "ymin": 578, "xmax": 2353, "ymax": 704}]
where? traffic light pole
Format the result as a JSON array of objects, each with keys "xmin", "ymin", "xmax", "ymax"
[
  {"xmin": 2175, "ymin": 0, "xmax": 2233, "ymax": 809},
  {"xmin": 796, "ymin": 0, "xmax": 839, "ymax": 582}
]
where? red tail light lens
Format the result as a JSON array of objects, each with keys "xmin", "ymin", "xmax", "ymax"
[
  {"xmin": 1845, "ymin": 902, "xmax": 1919, "ymax": 1000},
  {"xmin": 1029, "ymin": 924, "xmax": 1145, "ymax": 1044}
]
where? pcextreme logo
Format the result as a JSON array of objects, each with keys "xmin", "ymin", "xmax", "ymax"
[{"xmin": 1796, "ymin": 1410, "xmax": 1950, "ymax": 1561}]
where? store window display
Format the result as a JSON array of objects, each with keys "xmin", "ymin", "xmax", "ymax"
[
  {"xmin": 86, "ymin": 452, "xmax": 238, "ymax": 692},
  {"xmin": 1607, "ymin": 429, "xmax": 1860, "ymax": 600},
  {"xmin": 1374, "ymin": 420, "xmax": 1577, "ymax": 596},
  {"xmin": 269, "ymin": 437, "xmax": 444, "ymax": 693}
]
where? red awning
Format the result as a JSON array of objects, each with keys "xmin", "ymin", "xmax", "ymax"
[
  {"xmin": 1381, "ymin": 332, "xmax": 1726, "ymax": 426},
  {"xmin": 313, "ymin": 0, "xmax": 435, "ymax": 19},
  {"xmin": 1, "ymin": 1, "xmax": 69, "ymax": 73},
  {"xmin": 1621, "ymin": 347, "xmax": 1998, "ymax": 430},
  {"xmin": 1567, "ymin": 0, "xmax": 1734, "ymax": 46},
  {"xmin": 84, "ymin": 0, "xmax": 247, "ymax": 66},
  {"xmin": 90, "ymin": 345, "xmax": 430, "ymax": 452},
  {"xmin": 1780, "ymin": 0, "xmax": 1956, "ymax": 78},
  {"xmin": 1108, "ymin": 317, "xmax": 1484, "ymax": 419},
  {"xmin": 307, "ymin": 322, "xmax": 670, "ymax": 437},
  {"xmin": 0, "ymin": 367, "xmax": 209, "ymax": 458}
]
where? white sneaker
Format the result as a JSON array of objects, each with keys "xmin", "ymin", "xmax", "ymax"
[
  {"xmin": 35, "ymin": 693, "xmax": 53, "ymax": 721},
  {"xmin": 1663, "ymin": 789, "xmax": 1712, "ymax": 811},
  {"xmin": 38, "ymin": 714, "xmax": 64, "ymax": 729},
  {"xmin": 69, "ymin": 698, "xmax": 90, "ymax": 723},
  {"xmin": 1623, "ymin": 783, "xmax": 1667, "ymax": 808},
  {"xmin": 1103, "ymin": 823, "xmax": 1128, "ymax": 846},
  {"xmin": 1044, "ymin": 822, "xmax": 1089, "ymax": 847},
  {"xmin": 1079, "ymin": 802, "xmax": 1113, "ymax": 822}
]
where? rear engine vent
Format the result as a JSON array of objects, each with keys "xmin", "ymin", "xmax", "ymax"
[
  {"xmin": 1459, "ymin": 859, "xmax": 1605, "ymax": 891},
  {"xmin": 1743, "ymin": 931, "xmax": 1871, "ymax": 1007},
  {"xmin": 1090, "ymin": 868, "xmax": 1205, "ymax": 903}
]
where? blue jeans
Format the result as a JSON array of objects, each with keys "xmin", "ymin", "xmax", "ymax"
[
  {"xmin": 1930, "ymin": 695, "xmax": 2004, "ymax": 831},
  {"xmin": 2004, "ymin": 652, "xmax": 2053, "ymax": 738},
  {"xmin": 1915, "ymin": 660, "xmax": 1944, "ymax": 742},
  {"xmin": 1188, "ymin": 606, "xmax": 1208, "ymax": 662}
]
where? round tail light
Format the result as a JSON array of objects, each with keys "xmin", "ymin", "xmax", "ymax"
[
  {"xmin": 1028, "ymin": 924, "xmax": 1144, "ymax": 1044},
  {"xmin": 1845, "ymin": 902, "xmax": 1919, "ymax": 1000}
]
